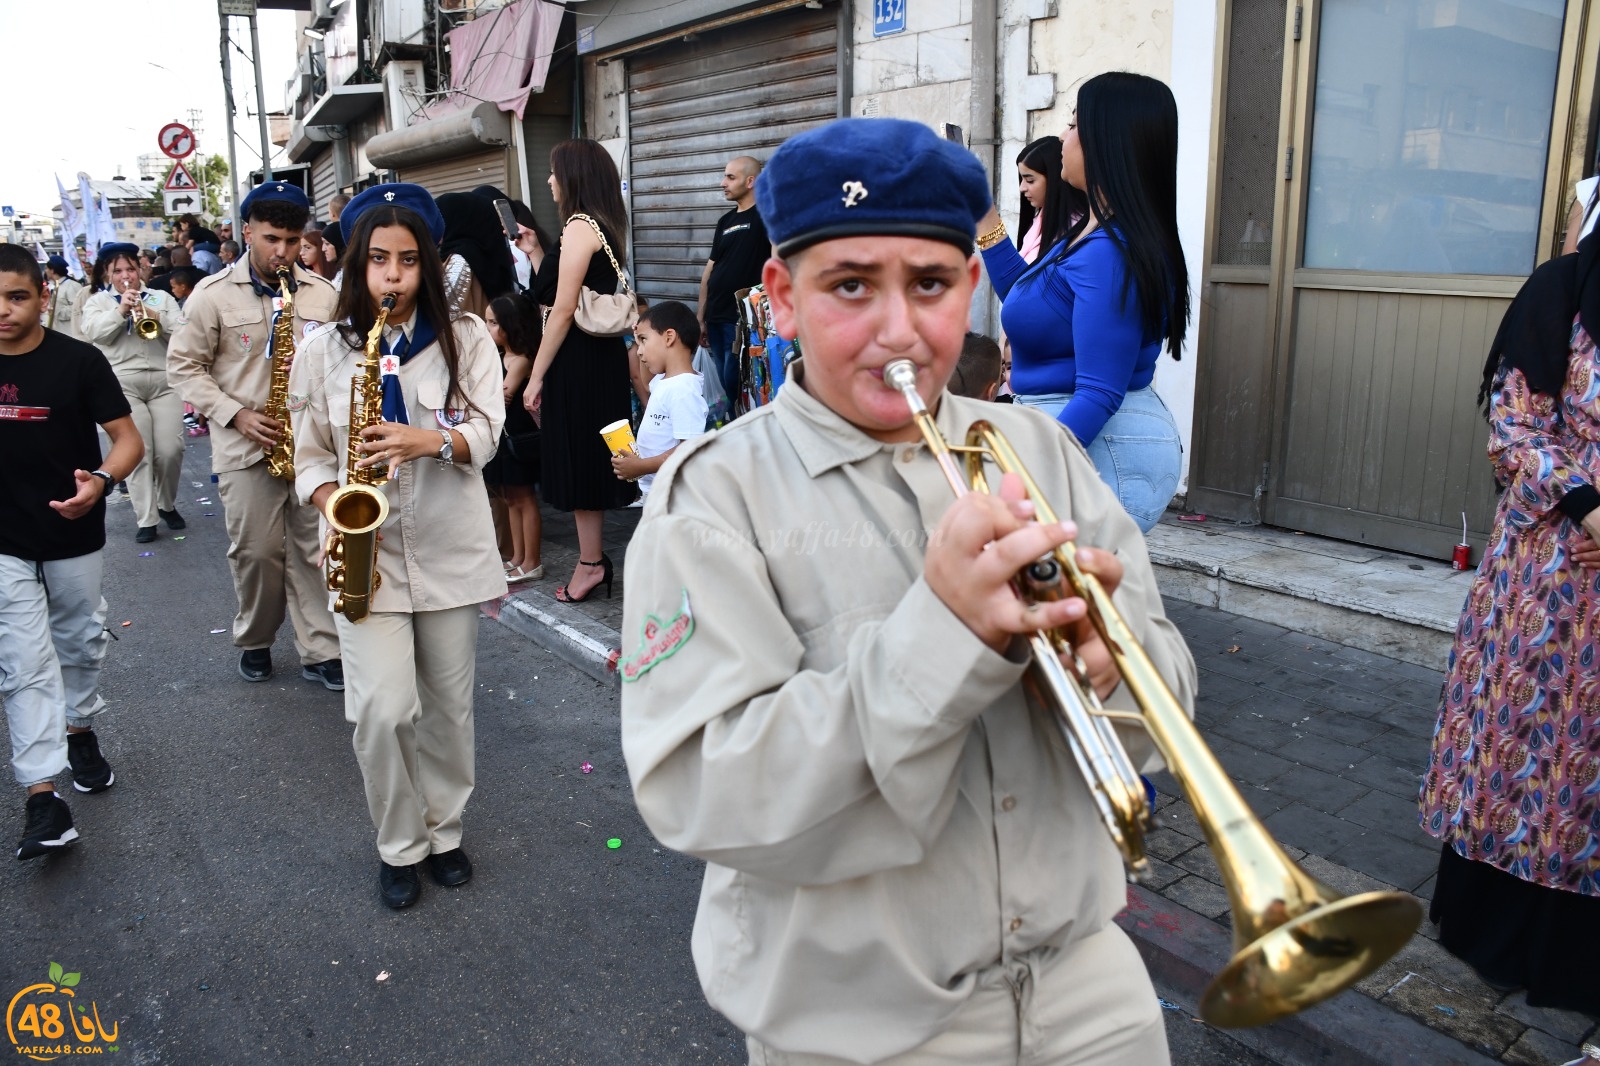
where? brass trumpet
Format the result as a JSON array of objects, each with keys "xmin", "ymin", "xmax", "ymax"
[
  {"xmin": 123, "ymin": 281, "xmax": 159, "ymax": 340},
  {"xmin": 882, "ymin": 359, "xmax": 1420, "ymax": 1028}
]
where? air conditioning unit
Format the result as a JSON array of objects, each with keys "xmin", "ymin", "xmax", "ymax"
[
  {"xmin": 384, "ymin": 59, "xmax": 427, "ymax": 130},
  {"xmin": 377, "ymin": 0, "xmax": 427, "ymax": 47},
  {"xmin": 310, "ymin": 0, "xmax": 336, "ymax": 31}
]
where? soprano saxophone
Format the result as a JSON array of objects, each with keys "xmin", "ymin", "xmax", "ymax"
[
  {"xmin": 323, "ymin": 293, "xmax": 397, "ymax": 624},
  {"xmin": 264, "ymin": 267, "xmax": 299, "ymax": 479}
]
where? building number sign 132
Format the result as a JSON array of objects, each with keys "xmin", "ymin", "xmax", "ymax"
[{"xmin": 874, "ymin": 0, "xmax": 906, "ymax": 37}]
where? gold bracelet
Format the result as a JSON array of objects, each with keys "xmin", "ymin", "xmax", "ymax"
[{"xmin": 975, "ymin": 221, "xmax": 1008, "ymax": 251}]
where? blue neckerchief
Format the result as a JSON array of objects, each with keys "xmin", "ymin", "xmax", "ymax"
[
  {"xmin": 250, "ymin": 268, "xmax": 283, "ymax": 357},
  {"xmin": 378, "ymin": 311, "xmax": 437, "ymax": 424}
]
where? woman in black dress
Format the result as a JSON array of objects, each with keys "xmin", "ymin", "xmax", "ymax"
[
  {"xmin": 523, "ymin": 139, "xmax": 636, "ymax": 602},
  {"xmin": 484, "ymin": 294, "xmax": 543, "ymax": 583}
]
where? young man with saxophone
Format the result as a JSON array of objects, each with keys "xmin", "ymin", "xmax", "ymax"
[
  {"xmin": 167, "ymin": 182, "xmax": 343, "ymax": 688},
  {"xmin": 619, "ymin": 120, "xmax": 1198, "ymax": 1064}
]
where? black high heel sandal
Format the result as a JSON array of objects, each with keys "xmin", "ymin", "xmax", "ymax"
[{"xmin": 555, "ymin": 554, "xmax": 613, "ymax": 603}]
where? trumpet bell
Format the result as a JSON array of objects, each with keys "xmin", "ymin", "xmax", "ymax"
[
  {"xmin": 136, "ymin": 317, "xmax": 160, "ymax": 340},
  {"xmin": 1203, "ymin": 890, "xmax": 1422, "ymax": 1027}
]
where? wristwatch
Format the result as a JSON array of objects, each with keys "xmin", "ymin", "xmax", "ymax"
[
  {"xmin": 436, "ymin": 430, "xmax": 454, "ymax": 467},
  {"xmin": 89, "ymin": 470, "xmax": 115, "ymax": 493}
]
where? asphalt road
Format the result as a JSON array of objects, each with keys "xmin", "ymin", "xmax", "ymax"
[{"xmin": 1, "ymin": 437, "xmax": 1278, "ymax": 1065}]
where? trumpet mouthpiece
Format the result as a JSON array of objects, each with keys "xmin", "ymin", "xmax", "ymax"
[{"xmin": 884, "ymin": 360, "xmax": 918, "ymax": 392}]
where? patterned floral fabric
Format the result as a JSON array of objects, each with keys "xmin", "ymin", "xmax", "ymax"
[{"xmin": 1419, "ymin": 318, "xmax": 1600, "ymax": 896}]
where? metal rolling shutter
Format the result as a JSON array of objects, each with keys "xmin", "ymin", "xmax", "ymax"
[
  {"xmin": 311, "ymin": 151, "xmax": 338, "ymax": 219},
  {"xmin": 627, "ymin": 6, "xmax": 838, "ymax": 304},
  {"xmin": 398, "ymin": 149, "xmax": 509, "ymax": 197}
]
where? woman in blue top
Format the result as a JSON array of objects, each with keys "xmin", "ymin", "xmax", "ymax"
[{"xmin": 976, "ymin": 72, "xmax": 1190, "ymax": 532}]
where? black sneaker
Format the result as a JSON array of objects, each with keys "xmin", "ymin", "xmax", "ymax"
[
  {"xmin": 379, "ymin": 862, "xmax": 421, "ymax": 909},
  {"xmin": 158, "ymin": 509, "xmax": 186, "ymax": 530},
  {"xmin": 117, "ymin": 481, "xmax": 128, "ymax": 496},
  {"xmin": 301, "ymin": 659, "xmax": 344, "ymax": 691},
  {"xmin": 239, "ymin": 648, "xmax": 272, "ymax": 682},
  {"xmin": 426, "ymin": 848, "xmax": 472, "ymax": 887},
  {"xmin": 17, "ymin": 793, "xmax": 77, "ymax": 860},
  {"xmin": 135, "ymin": 526, "xmax": 157, "ymax": 543},
  {"xmin": 66, "ymin": 731, "xmax": 115, "ymax": 794}
]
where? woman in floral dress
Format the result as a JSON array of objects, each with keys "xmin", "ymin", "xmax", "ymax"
[{"xmin": 1419, "ymin": 233, "xmax": 1600, "ymax": 1016}]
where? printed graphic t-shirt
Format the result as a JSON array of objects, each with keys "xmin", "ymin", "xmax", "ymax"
[
  {"xmin": 636, "ymin": 372, "xmax": 709, "ymax": 498},
  {"xmin": 0, "ymin": 328, "xmax": 132, "ymax": 561},
  {"xmin": 706, "ymin": 206, "xmax": 770, "ymax": 323}
]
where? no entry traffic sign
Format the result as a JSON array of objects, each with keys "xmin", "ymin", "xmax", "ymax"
[{"xmin": 158, "ymin": 122, "xmax": 195, "ymax": 159}]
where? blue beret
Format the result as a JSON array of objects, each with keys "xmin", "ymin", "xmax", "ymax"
[
  {"xmin": 98, "ymin": 242, "xmax": 140, "ymax": 261},
  {"xmin": 757, "ymin": 118, "xmax": 992, "ymax": 257},
  {"xmin": 47, "ymin": 255, "xmax": 69, "ymax": 274},
  {"xmin": 339, "ymin": 183, "xmax": 445, "ymax": 246},
  {"xmin": 239, "ymin": 181, "xmax": 309, "ymax": 221}
]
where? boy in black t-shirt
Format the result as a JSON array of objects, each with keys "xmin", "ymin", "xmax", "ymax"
[{"xmin": 0, "ymin": 245, "xmax": 144, "ymax": 860}]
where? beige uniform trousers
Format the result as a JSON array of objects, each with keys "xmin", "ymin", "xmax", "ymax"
[
  {"xmin": 338, "ymin": 605, "xmax": 478, "ymax": 866},
  {"xmin": 118, "ymin": 367, "xmax": 184, "ymax": 529},
  {"xmin": 215, "ymin": 462, "xmax": 339, "ymax": 663},
  {"xmin": 746, "ymin": 925, "xmax": 1169, "ymax": 1066}
]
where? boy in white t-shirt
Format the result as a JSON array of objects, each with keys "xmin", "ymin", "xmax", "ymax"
[{"xmin": 612, "ymin": 301, "xmax": 709, "ymax": 499}]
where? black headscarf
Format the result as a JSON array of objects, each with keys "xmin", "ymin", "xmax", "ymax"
[
  {"xmin": 437, "ymin": 191, "xmax": 517, "ymax": 302},
  {"xmin": 1479, "ymin": 229, "xmax": 1600, "ymax": 413}
]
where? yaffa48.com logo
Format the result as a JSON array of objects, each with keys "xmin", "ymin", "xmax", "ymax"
[{"xmin": 7, "ymin": 962, "xmax": 118, "ymax": 1060}]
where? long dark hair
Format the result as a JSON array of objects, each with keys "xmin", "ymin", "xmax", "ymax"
[
  {"xmin": 488, "ymin": 293, "xmax": 541, "ymax": 358},
  {"xmin": 336, "ymin": 204, "xmax": 474, "ymax": 414},
  {"xmin": 1016, "ymin": 136, "xmax": 1087, "ymax": 257},
  {"xmin": 1068, "ymin": 72, "xmax": 1190, "ymax": 357},
  {"xmin": 550, "ymin": 140, "xmax": 629, "ymax": 248}
]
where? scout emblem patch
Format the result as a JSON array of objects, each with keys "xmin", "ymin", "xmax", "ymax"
[
  {"xmin": 620, "ymin": 589, "xmax": 695, "ymax": 682},
  {"xmin": 436, "ymin": 407, "xmax": 467, "ymax": 428},
  {"xmin": 239, "ymin": 331, "xmax": 252, "ymax": 354}
]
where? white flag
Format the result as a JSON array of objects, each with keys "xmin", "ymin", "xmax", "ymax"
[
  {"xmin": 77, "ymin": 173, "xmax": 101, "ymax": 261},
  {"xmin": 55, "ymin": 174, "xmax": 86, "ymax": 279}
]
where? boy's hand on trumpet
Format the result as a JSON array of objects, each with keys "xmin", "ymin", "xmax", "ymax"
[{"xmin": 924, "ymin": 471, "xmax": 1123, "ymax": 698}]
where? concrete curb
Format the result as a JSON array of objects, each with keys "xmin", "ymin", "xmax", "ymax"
[
  {"xmin": 482, "ymin": 590, "xmax": 621, "ymax": 687},
  {"xmin": 1118, "ymin": 884, "xmax": 1496, "ymax": 1065}
]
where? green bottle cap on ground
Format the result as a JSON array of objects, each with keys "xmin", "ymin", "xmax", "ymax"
[{"xmin": 606, "ymin": 838, "xmax": 622, "ymax": 850}]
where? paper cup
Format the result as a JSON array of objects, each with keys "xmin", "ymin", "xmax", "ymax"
[{"xmin": 600, "ymin": 419, "xmax": 636, "ymax": 456}]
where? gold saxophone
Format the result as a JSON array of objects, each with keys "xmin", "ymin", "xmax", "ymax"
[
  {"xmin": 323, "ymin": 293, "xmax": 397, "ymax": 624},
  {"xmin": 264, "ymin": 267, "xmax": 299, "ymax": 480}
]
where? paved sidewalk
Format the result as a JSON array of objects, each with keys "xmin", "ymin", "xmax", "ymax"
[{"xmin": 494, "ymin": 504, "xmax": 1599, "ymax": 1063}]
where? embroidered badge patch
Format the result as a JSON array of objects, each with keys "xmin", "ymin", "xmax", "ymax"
[
  {"xmin": 436, "ymin": 407, "xmax": 467, "ymax": 428},
  {"xmin": 239, "ymin": 331, "xmax": 252, "ymax": 353},
  {"xmin": 286, "ymin": 391, "xmax": 311, "ymax": 413},
  {"xmin": 302, "ymin": 320, "xmax": 321, "ymax": 338},
  {"xmin": 620, "ymin": 589, "xmax": 695, "ymax": 683}
]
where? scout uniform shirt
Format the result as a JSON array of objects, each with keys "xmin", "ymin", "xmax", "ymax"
[
  {"xmin": 166, "ymin": 260, "xmax": 339, "ymax": 474},
  {"xmin": 620, "ymin": 376, "xmax": 1198, "ymax": 1062},
  {"xmin": 287, "ymin": 313, "xmax": 508, "ymax": 614},
  {"xmin": 48, "ymin": 277, "xmax": 86, "ymax": 340},
  {"xmin": 78, "ymin": 287, "xmax": 184, "ymax": 373}
]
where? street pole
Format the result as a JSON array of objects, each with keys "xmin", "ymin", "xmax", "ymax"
[
  {"xmin": 248, "ymin": 10, "xmax": 273, "ymax": 181},
  {"xmin": 220, "ymin": 8, "xmax": 243, "ymax": 238}
]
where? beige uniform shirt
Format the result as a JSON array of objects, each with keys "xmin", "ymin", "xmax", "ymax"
[
  {"xmin": 47, "ymin": 278, "xmax": 85, "ymax": 339},
  {"xmin": 79, "ymin": 288, "xmax": 184, "ymax": 374},
  {"xmin": 166, "ymin": 261, "xmax": 339, "ymax": 474},
  {"xmin": 288, "ymin": 314, "xmax": 508, "ymax": 614},
  {"xmin": 621, "ymin": 377, "xmax": 1197, "ymax": 1062}
]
